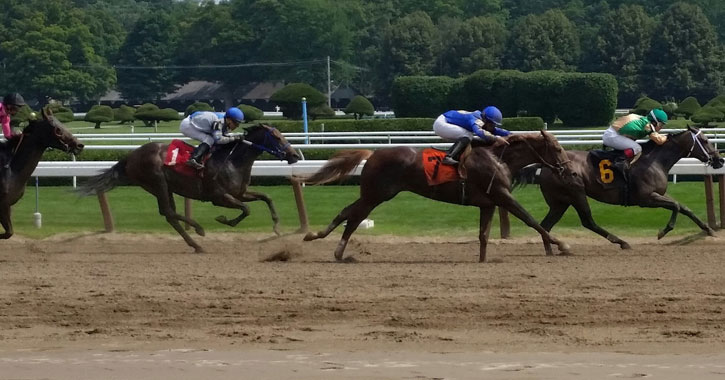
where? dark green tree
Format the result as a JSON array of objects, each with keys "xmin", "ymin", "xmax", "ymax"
[
  {"xmin": 270, "ymin": 83, "xmax": 327, "ymax": 119},
  {"xmin": 436, "ymin": 16, "xmax": 507, "ymax": 76},
  {"xmin": 593, "ymin": 5, "xmax": 654, "ymax": 106},
  {"xmin": 505, "ymin": 10, "xmax": 580, "ymax": 71},
  {"xmin": 642, "ymin": 3, "xmax": 724, "ymax": 101},
  {"xmin": 116, "ymin": 10, "xmax": 179, "ymax": 102},
  {"xmin": 676, "ymin": 96, "xmax": 701, "ymax": 119},
  {"xmin": 85, "ymin": 104, "xmax": 114, "ymax": 129}
]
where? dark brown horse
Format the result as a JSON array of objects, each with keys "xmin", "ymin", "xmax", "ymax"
[
  {"xmin": 78, "ymin": 124, "xmax": 299, "ymax": 253},
  {"xmin": 298, "ymin": 131, "xmax": 576, "ymax": 262},
  {"xmin": 516, "ymin": 126, "xmax": 724, "ymax": 249},
  {"xmin": 0, "ymin": 108, "xmax": 84, "ymax": 238}
]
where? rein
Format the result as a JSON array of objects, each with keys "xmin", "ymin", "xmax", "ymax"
[
  {"xmin": 518, "ymin": 136, "xmax": 570, "ymax": 175},
  {"xmin": 687, "ymin": 130, "xmax": 710, "ymax": 161},
  {"xmin": 243, "ymin": 128, "xmax": 290, "ymax": 160}
]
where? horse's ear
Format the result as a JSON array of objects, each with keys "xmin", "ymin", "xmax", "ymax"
[
  {"xmin": 42, "ymin": 106, "xmax": 53, "ymax": 120},
  {"xmin": 686, "ymin": 124, "xmax": 696, "ymax": 133}
]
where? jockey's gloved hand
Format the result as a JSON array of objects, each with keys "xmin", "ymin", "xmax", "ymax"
[
  {"xmin": 498, "ymin": 136, "xmax": 510, "ymax": 145},
  {"xmin": 234, "ymin": 134, "xmax": 245, "ymax": 141}
]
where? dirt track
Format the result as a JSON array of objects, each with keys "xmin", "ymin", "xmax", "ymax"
[{"xmin": 1, "ymin": 231, "xmax": 724, "ymax": 378}]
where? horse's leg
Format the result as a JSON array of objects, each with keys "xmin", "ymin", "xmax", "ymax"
[
  {"xmin": 166, "ymin": 190, "xmax": 205, "ymax": 236},
  {"xmin": 640, "ymin": 193, "xmax": 714, "ymax": 239},
  {"xmin": 213, "ymin": 190, "xmax": 279, "ymax": 235},
  {"xmin": 0, "ymin": 203, "xmax": 13, "ymax": 239},
  {"xmin": 331, "ymin": 199, "xmax": 380, "ymax": 261},
  {"xmin": 304, "ymin": 199, "xmax": 361, "ymax": 242},
  {"xmin": 153, "ymin": 189, "xmax": 204, "ymax": 253},
  {"xmin": 478, "ymin": 206, "xmax": 496, "ymax": 263},
  {"xmin": 497, "ymin": 193, "xmax": 570, "ymax": 256},
  {"xmin": 211, "ymin": 193, "xmax": 251, "ymax": 225},
  {"xmin": 567, "ymin": 194, "xmax": 631, "ymax": 250}
]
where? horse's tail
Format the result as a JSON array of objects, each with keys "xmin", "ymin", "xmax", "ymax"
[
  {"xmin": 76, "ymin": 158, "xmax": 130, "ymax": 196},
  {"xmin": 512, "ymin": 163, "xmax": 541, "ymax": 189},
  {"xmin": 295, "ymin": 150, "xmax": 373, "ymax": 185}
]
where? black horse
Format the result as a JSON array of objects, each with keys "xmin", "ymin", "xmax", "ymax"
[
  {"xmin": 78, "ymin": 124, "xmax": 299, "ymax": 252},
  {"xmin": 517, "ymin": 126, "xmax": 724, "ymax": 248},
  {"xmin": 0, "ymin": 108, "xmax": 84, "ymax": 238}
]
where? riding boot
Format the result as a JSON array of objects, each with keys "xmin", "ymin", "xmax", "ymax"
[
  {"xmin": 442, "ymin": 137, "xmax": 472, "ymax": 165},
  {"xmin": 186, "ymin": 143, "xmax": 210, "ymax": 170},
  {"xmin": 613, "ymin": 158, "xmax": 630, "ymax": 183}
]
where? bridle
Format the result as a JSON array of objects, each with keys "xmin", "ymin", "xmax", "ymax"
[
  {"xmin": 242, "ymin": 127, "xmax": 291, "ymax": 160},
  {"xmin": 518, "ymin": 135, "xmax": 571, "ymax": 177}
]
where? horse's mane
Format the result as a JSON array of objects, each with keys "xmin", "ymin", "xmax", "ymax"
[{"xmin": 640, "ymin": 129, "xmax": 689, "ymax": 155}]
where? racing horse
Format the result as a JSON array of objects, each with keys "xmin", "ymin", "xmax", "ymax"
[
  {"xmin": 516, "ymin": 125, "xmax": 724, "ymax": 249},
  {"xmin": 78, "ymin": 124, "xmax": 299, "ymax": 253},
  {"xmin": 297, "ymin": 131, "xmax": 577, "ymax": 262},
  {"xmin": 0, "ymin": 107, "xmax": 84, "ymax": 238}
]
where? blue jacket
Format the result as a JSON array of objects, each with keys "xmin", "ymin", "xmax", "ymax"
[{"xmin": 443, "ymin": 110, "xmax": 510, "ymax": 141}]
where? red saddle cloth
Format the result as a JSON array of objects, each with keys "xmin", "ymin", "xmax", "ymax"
[
  {"xmin": 164, "ymin": 139, "xmax": 204, "ymax": 177},
  {"xmin": 422, "ymin": 148, "xmax": 461, "ymax": 186}
]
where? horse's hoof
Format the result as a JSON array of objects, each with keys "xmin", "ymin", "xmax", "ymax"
[
  {"xmin": 303, "ymin": 232, "xmax": 317, "ymax": 241},
  {"xmin": 706, "ymin": 227, "xmax": 716, "ymax": 237},
  {"xmin": 194, "ymin": 247, "xmax": 205, "ymax": 254},
  {"xmin": 273, "ymin": 226, "xmax": 281, "ymax": 236},
  {"xmin": 657, "ymin": 230, "xmax": 667, "ymax": 240},
  {"xmin": 195, "ymin": 227, "xmax": 205, "ymax": 236},
  {"xmin": 215, "ymin": 216, "xmax": 228, "ymax": 225},
  {"xmin": 620, "ymin": 242, "xmax": 632, "ymax": 250}
]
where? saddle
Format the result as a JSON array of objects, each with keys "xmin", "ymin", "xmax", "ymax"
[
  {"xmin": 164, "ymin": 139, "xmax": 210, "ymax": 177},
  {"xmin": 422, "ymin": 147, "xmax": 469, "ymax": 186},
  {"xmin": 587, "ymin": 149, "xmax": 635, "ymax": 205}
]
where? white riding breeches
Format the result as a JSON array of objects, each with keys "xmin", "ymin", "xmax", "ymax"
[
  {"xmin": 180, "ymin": 118, "xmax": 215, "ymax": 146},
  {"xmin": 433, "ymin": 115, "xmax": 480, "ymax": 141},
  {"xmin": 602, "ymin": 126, "xmax": 641, "ymax": 155}
]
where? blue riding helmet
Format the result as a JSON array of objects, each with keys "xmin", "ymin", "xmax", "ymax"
[
  {"xmin": 482, "ymin": 106, "xmax": 503, "ymax": 126},
  {"xmin": 225, "ymin": 107, "xmax": 244, "ymax": 123}
]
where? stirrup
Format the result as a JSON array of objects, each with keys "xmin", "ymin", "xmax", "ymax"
[
  {"xmin": 186, "ymin": 159, "xmax": 204, "ymax": 170},
  {"xmin": 442, "ymin": 156, "xmax": 459, "ymax": 165}
]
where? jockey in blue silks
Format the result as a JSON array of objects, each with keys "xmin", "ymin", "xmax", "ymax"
[
  {"xmin": 179, "ymin": 107, "xmax": 245, "ymax": 169},
  {"xmin": 433, "ymin": 105, "xmax": 510, "ymax": 165}
]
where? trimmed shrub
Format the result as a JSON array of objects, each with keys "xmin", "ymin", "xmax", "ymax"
[
  {"xmin": 270, "ymin": 83, "xmax": 327, "ymax": 119},
  {"xmin": 556, "ymin": 73, "xmax": 618, "ymax": 127},
  {"xmin": 46, "ymin": 103, "xmax": 75, "ymax": 123},
  {"xmin": 114, "ymin": 105, "xmax": 136, "ymax": 124},
  {"xmin": 309, "ymin": 104, "xmax": 335, "ymax": 120},
  {"xmin": 84, "ymin": 105, "xmax": 114, "ymax": 129},
  {"xmin": 676, "ymin": 97, "xmax": 700, "ymax": 119},
  {"xmin": 135, "ymin": 107, "xmax": 180, "ymax": 129},
  {"xmin": 691, "ymin": 106, "xmax": 725, "ymax": 127},
  {"xmin": 630, "ymin": 96, "xmax": 661, "ymax": 115},
  {"xmin": 185, "ymin": 101, "xmax": 214, "ymax": 116},
  {"xmin": 705, "ymin": 95, "xmax": 725, "ymax": 107},
  {"xmin": 463, "ymin": 70, "xmax": 524, "ymax": 117},
  {"xmin": 344, "ymin": 95, "xmax": 375, "ymax": 119},
  {"xmin": 661, "ymin": 102, "xmax": 678, "ymax": 119},
  {"xmin": 391, "ymin": 76, "xmax": 459, "ymax": 117},
  {"xmin": 238, "ymin": 104, "xmax": 263, "ymax": 122}
]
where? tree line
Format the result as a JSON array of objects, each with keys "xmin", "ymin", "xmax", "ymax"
[{"xmin": 1, "ymin": 0, "xmax": 724, "ymax": 108}]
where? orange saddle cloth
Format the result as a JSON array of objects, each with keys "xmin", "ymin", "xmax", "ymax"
[{"xmin": 422, "ymin": 148, "xmax": 464, "ymax": 186}]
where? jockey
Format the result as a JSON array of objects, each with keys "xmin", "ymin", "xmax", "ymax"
[
  {"xmin": 179, "ymin": 107, "xmax": 245, "ymax": 169},
  {"xmin": 433, "ymin": 105, "xmax": 510, "ymax": 165},
  {"xmin": 602, "ymin": 108, "xmax": 667, "ymax": 172},
  {"xmin": 1, "ymin": 93, "xmax": 25, "ymax": 140}
]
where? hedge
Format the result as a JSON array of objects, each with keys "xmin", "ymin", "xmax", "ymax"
[
  {"xmin": 185, "ymin": 101, "xmax": 214, "ymax": 116},
  {"xmin": 47, "ymin": 104, "xmax": 75, "ymax": 123},
  {"xmin": 114, "ymin": 105, "xmax": 136, "ymax": 123},
  {"xmin": 676, "ymin": 97, "xmax": 701, "ymax": 118},
  {"xmin": 391, "ymin": 76, "xmax": 460, "ymax": 117},
  {"xmin": 393, "ymin": 70, "xmax": 617, "ymax": 127},
  {"xmin": 631, "ymin": 96, "xmax": 662, "ymax": 115},
  {"xmin": 344, "ymin": 95, "xmax": 375, "ymax": 119},
  {"xmin": 84, "ymin": 105, "xmax": 114, "ymax": 128},
  {"xmin": 692, "ymin": 106, "xmax": 725, "ymax": 127}
]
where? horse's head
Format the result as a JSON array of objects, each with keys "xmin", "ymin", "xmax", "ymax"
[
  {"xmin": 243, "ymin": 124, "xmax": 299, "ymax": 164},
  {"xmin": 671, "ymin": 125, "xmax": 723, "ymax": 169},
  {"xmin": 537, "ymin": 130, "xmax": 581, "ymax": 185},
  {"xmin": 23, "ymin": 107, "xmax": 84, "ymax": 155}
]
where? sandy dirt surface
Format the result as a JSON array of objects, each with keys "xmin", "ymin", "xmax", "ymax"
[{"xmin": 1, "ymin": 231, "xmax": 724, "ymax": 379}]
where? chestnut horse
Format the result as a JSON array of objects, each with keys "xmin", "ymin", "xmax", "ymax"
[
  {"xmin": 298, "ymin": 131, "xmax": 576, "ymax": 262},
  {"xmin": 516, "ymin": 126, "xmax": 724, "ymax": 248},
  {"xmin": 78, "ymin": 124, "xmax": 299, "ymax": 252},
  {"xmin": 0, "ymin": 108, "xmax": 84, "ymax": 238}
]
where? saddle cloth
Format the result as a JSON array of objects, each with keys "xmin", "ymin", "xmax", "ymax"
[
  {"xmin": 422, "ymin": 148, "xmax": 467, "ymax": 186},
  {"xmin": 164, "ymin": 139, "xmax": 207, "ymax": 177},
  {"xmin": 587, "ymin": 149, "xmax": 634, "ymax": 205}
]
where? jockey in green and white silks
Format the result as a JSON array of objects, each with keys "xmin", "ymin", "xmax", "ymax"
[{"xmin": 603, "ymin": 108, "xmax": 668, "ymax": 161}]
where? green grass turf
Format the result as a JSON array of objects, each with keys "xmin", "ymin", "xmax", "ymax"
[{"xmin": 10, "ymin": 183, "xmax": 716, "ymax": 239}]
